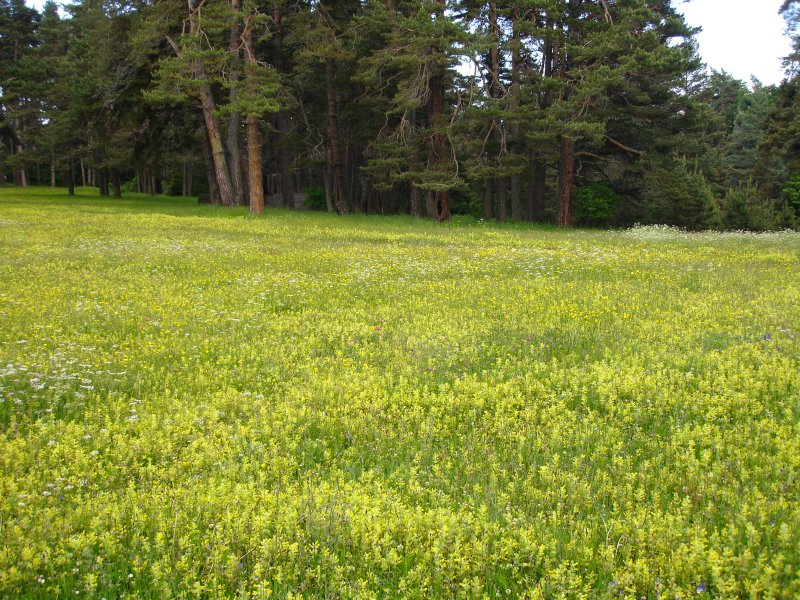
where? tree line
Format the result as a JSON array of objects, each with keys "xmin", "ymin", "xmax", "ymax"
[{"xmin": 1, "ymin": 0, "xmax": 799, "ymax": 229}]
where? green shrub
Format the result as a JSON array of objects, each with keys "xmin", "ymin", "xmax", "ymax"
[
  {"xmin": 304, "ymin": 185, "xmax": 328, "ymax": 211},
  {"xmin": 575, "ymin": 182, "xmax": 621, "ymax": 226},
  {"xmin": 722, "ymin": 186, "xmax": 779, "ymax": 231}
]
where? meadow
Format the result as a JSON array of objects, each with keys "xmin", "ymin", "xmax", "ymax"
[{"xmin": 0, "ymin": 187, "xmax": 798, "ymax": 599}]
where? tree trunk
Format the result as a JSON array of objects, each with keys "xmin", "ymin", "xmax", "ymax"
[
  {"xmin": 326, "ymin": 60, "xmax": 347, "ymax": 214},
  {"xmin": 429, "ymin": 0, "xmax": 450, "ymax": 222},
  {"xmin": 80, "ymin": 159, "xmax": 86, "ymax": 188},
  {"xmin": 272, "ymin": 2, "xmax": 296, "ymax": 208},
  {"xmin": 411, "ymin": 183, "xmax": 424, "ymax": 218},
  {"xmin": 509, "ymin": 6, "xmax": 524, "ymax": 220},
  {"xmin": 558, "ymin": 136, "xmax": 575, "ymax": 227},
  {"xmin": 13, "ymin": 142, "xmax": 26, "ymax": 187},
  {"xmin": 112, "ymin": 170, "xmax": 121, "ymax": 198},
  {"xmin": 226, "ymin": 0, "xmax": 245, "ymax": 206},
  {"xmin": 496, "ymin": 178, "xmax": 507, "ymax": 223},
  {"xmin": 99, "ymin": 167, "xmax": 109, "ymax": 196},
  {"xmin": 202, "ymin": 130, "xmax": 221, "ymax": 204},
  {"xmin": 489, "ymin": 2, "xmax": 504, "ymax": 222},
  {"xmin": 67, "ymin": 158, "xmax": 75, "ymax": 196},
  {"xmin": 484, "ymin": 179, "xmax": 493, "ymax": 220},
  {"xmin": 188, "ymin": 0, "xmax": 235, "ymax": 207},
  {"xmin": 530, "ymin": 155, "xmax": 547, "ymax": 221},
  {"xmin": 247, "ymin": 115, "xmax": 264, "ymax": 213},
  {"xmin": 243, "ymin": 23, "xmax": 265, "ymax": 214}
]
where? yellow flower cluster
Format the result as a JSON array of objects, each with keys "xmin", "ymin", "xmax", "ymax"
[{"xmin": 0, "ymin": 188, "xmax": 798, "ymax": 598}]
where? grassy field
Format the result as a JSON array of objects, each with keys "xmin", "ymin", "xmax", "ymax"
[{"xmin": 1, "ymin": 187, "xmax": 799, "ymax": 599}]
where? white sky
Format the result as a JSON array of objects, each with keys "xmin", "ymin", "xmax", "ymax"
[
  {"xmin": 25, "ymin": 0, "xmax": 793, "ymax": 86},
  {"xmin": 679, "ymin": 0, "xmax": 792, "ymax": 85}
]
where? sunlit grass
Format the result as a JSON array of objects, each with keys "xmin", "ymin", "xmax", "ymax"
[{"xmin": 1, "ymin": 186, "xmax": 799, "ymax": 598}]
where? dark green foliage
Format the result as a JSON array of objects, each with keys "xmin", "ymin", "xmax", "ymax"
[
  {"xmin": 574, "ymin": 182, "xmax": 620, "ymax": 227},
  {"xmin": 0, "ymin": 0, "xmax": 797, "ymax": 229},
  {"xmin": 641, "ymin": 160, "xmax": 721, "ymax": 230},
  {"xmin": 304, "ymin": 186, "xmax": 327, "ymax": 211},
  {"xmin": 722, "ymin": 186, "xmax": 782, "ymax": 231}
]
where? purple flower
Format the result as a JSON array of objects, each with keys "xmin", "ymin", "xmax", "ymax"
[{"xmin": 696, "ymin": 583, "xmax": 707, "ymax": 593}]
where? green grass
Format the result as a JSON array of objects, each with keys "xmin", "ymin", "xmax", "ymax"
[{"xmin": 1, "ymin": 186, "xmax": 799, "ymax": 598}]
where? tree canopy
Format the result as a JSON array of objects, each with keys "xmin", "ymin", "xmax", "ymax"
[{"xmin": 0, "ymin": 0, "xmax": 797, "ymax": 229}]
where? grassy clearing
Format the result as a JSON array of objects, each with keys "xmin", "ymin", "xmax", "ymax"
[{"xmin": 1, "ymin": 186, "xmax": 799, "ymax": 598}]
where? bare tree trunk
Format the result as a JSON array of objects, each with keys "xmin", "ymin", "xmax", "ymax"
[
  {"xmin": 50, "ymin": 152, "xmax": 56, "ymax": 187},
  {"xmin": 530, "ymin": 155, "xmax": 547, "ymax": 221},
  {"xmin": 247, "ymin": 115, "xmax": 264, "ymax": 213},
  {"xmin": 187, "ymin": 0, "xmax": 235, "ymax": 207},
  {"xmin": 558, "ymin": 136, "xmax": 575, "ymax": 227},
  {"xmin": 496, "ymin": 179, "xmax": 507, "ymax": 222},
  {"xmin": 112, "ymin": 170, "xmax": 121, "ymax": 198},
  {"xmin": 484, "ymin": 179, "xmax": 493, "ymax": 220},
  {"xmin": 411, "ymin": 183, "xmax": 424, "ymax": 218},
  {"xmin": 324, "ymin": 161, "xmax": 335, "ymax": 212},
  {"xmin": 226, "ymin": 0, "xmax": 245, "ymax": 206},
  {"xmin": 509, "ymin": 6, "xmax": 524, "ymax": 220},
  {"xmin": 429, "ymin": 0, "xmax": 450, "ymax": 222},
  {"xmin": 243, "ymin": 22, "xmax": 264, "ymax": 214},
  {"xmin": 99, "ymin": 167, "xmax": 109, "ymax": 197},
  {"xmin": 272, "ymin": 2, "xmax": 296, "ymax": 207},
  {"xmin": 202, "ymin": 130, "xmax": 221, "ymax": 204},
  {"xmin": 326, "ymin": 60, "xmax": 347, "ymax": 214},
  {"xmin": 489, "ymin": 2, "xmax": 504, "ymax": 222},
  {"xmin": 80, "ymin": 159, "xmax": 86, "ymax": 188},
  {"xmin": 67, "ymin": 158, "xmax": 75, "ymax": 196}
]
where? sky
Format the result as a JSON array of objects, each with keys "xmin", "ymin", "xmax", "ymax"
[
  {"xmin": 23, "ymin": 0, "xmax": 794, "ymax": 86},
  {"xmin": 678, "ymin": 0, "xmax": 792, "ymax": 86}
]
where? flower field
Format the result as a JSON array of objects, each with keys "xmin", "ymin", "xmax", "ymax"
[{"xmin": 1, "ymin": 187, "xmax": 799, "ymax": 599}]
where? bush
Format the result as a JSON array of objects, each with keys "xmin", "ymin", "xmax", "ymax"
[
  {"xmin": 641, "ymin": 160, "xmax": 722, "ymax": 230},
  {"xmin": 722, "ymin": 187, "xmax": 780, "ymax": 231},
  {"xmin": 575, "ymin": 182, "xmax": 621, "ymax": 226},
  {"xmin": 304, "ymin": 185, "xmax": 328, "ymax": 211}
]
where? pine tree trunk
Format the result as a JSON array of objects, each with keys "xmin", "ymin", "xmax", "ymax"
[
  {"xmin": 411, "ymin": 183, "xmax": 424, "ymax": 218},
  {"xmin": 530, "ymin": 155, "xmax": 547, "ymax": 221},
  {"xmin": 247, "ymin": 115, "xmax": 264, "ymax": 213},
  {"xmin": 243, "ymin": 23, "xmax": 265, "ymax": 214},
  {"xmin": 559, "ymin": 136, "xmax": 575, "ymax": 227},
  {"xmin": 188, "ymin": 0, "xmax": 235, "ymax": 207},
  {"xmin": 99, "ymin": 168, "xmax": 109, "ymax": 197},
  {"xmin": 484, "ymin": 179, "xmax": 493, "ymax": 220},
  {"xmin": 14, "ymin": 142, "xmax": 26, "ymax": 187},
  {"xmin": 80, "ymin": 159, "xmax": 86, "ymax": 188},
  {"xmin": 489, "ymin": 2, "xmax": 504, "ymax": 222},
  {"xmin": 112, "ymin": 170, "xmax": 121, "ymax": 198},
  {"xmin": 509, "ymin": 7, "xmax": 524, "ymax": 221},
  {"xmin": 429, "ymin": 1, "xmax": 450, "ymax": 222},
  {"xmin": 226, "ymin": 0, "xmax": 245, "ymax": 206},
  {"xmin": 199, "ymin": 86, "xmax": 235, "ymax": 207},
  {"xmin": 496, "ymin": 178, "xmax": 507, "ymax": 223},
  {"xmin": 272, "ymin": 2, "xmax": 296, "ymax": 208},
  {"xmin": 326, "ymin": 60, "xmax": 347, "ymax": 214},
  {"xmin": 202, "ymin": 131, "xmax": 221, "ymax": 204},
  {"xmin": 67, "ymin": 158, "xmax": 75, "ymax": 196}
]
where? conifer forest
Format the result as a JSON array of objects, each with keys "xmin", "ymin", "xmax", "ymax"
[{"xmin": 2, "ymin": 0, "xmax": 800, "ymax": 228}]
